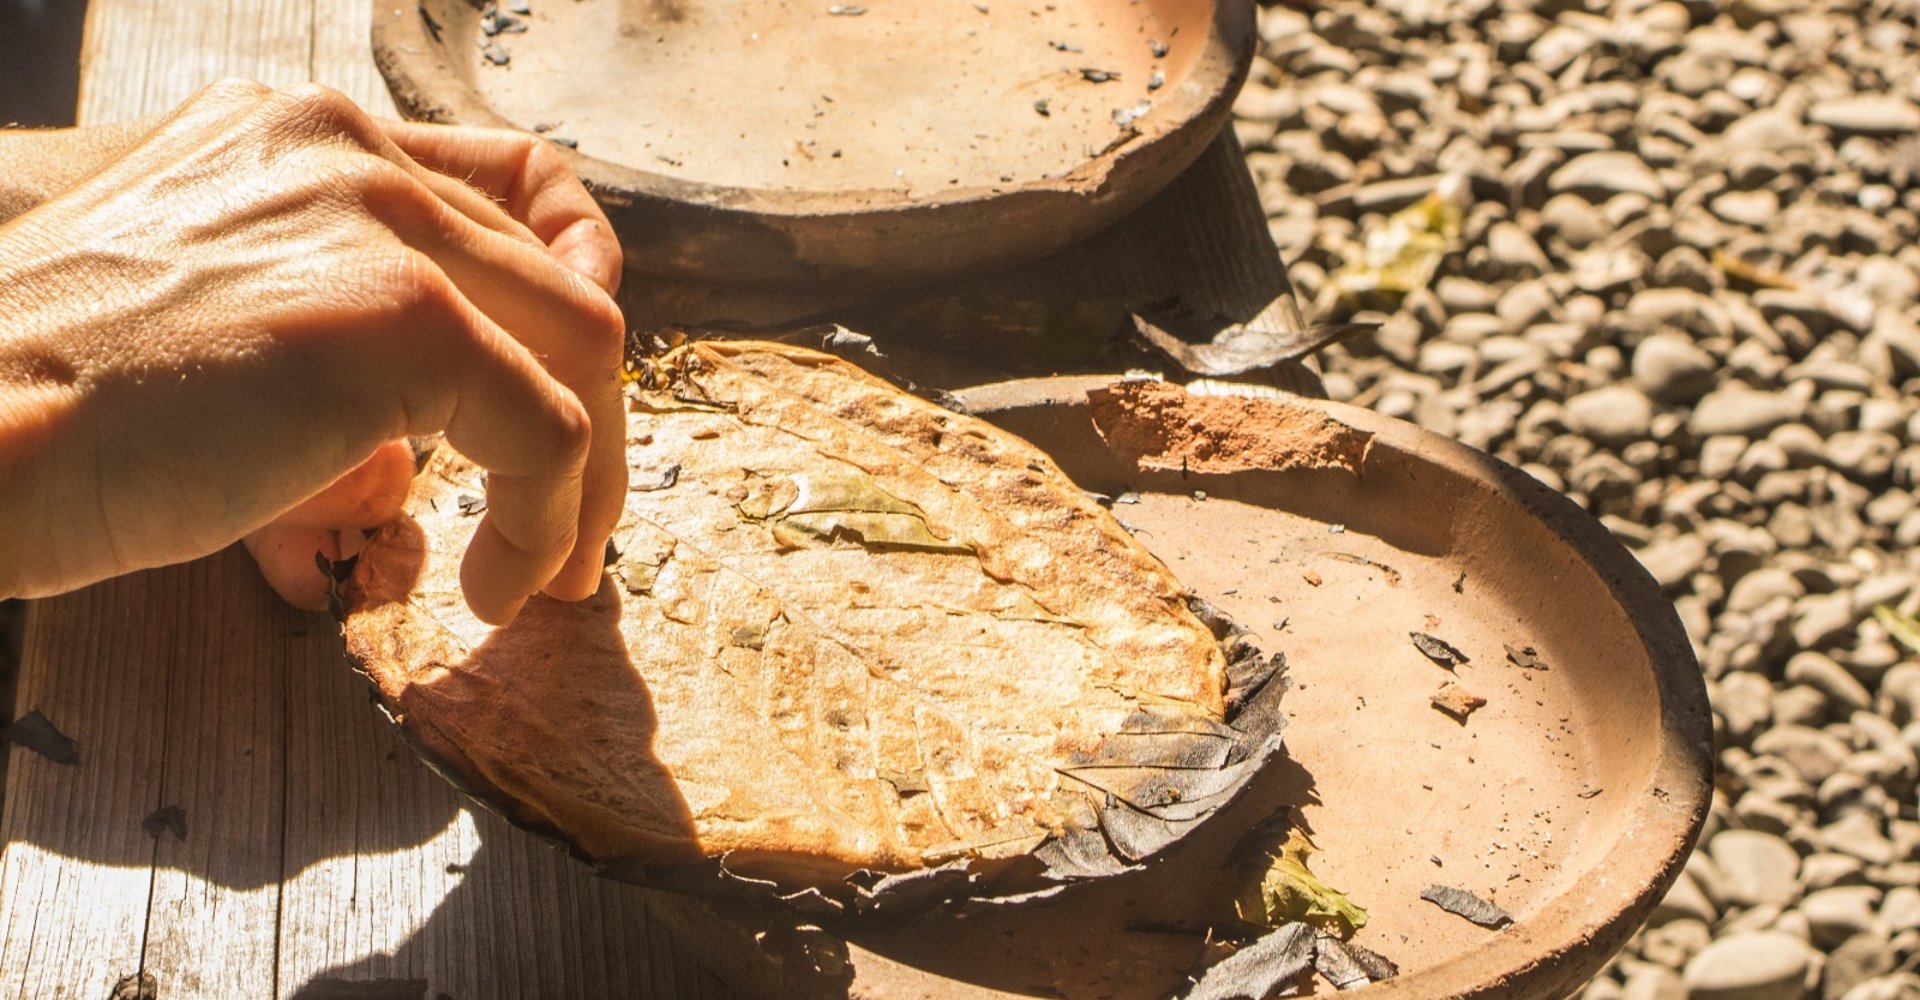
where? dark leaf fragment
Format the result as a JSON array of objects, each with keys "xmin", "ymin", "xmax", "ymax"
[
  {"xmin": 1504, "ymin": 643, "xmax": 1550, "ymax": 670},
  {"xmin": 1327, "ymin": 551, "xmax": 1401, "ymax": 586},
  {"xmin": 142, "ymin": 804, "xmax": 187, "ymax": 841},
  {"xmin": 416, "ymin": 2, "xmax": 442, "ymax": 42},
  {"xmin": 634, "ymin": 465, "xmax": 681, "ymax": 492},
  {"xmin": 3, "ymin": 709, "xmax": 77, "ymax": 764},
  {"xmin": 1314, "ymin": 933, "xmax": 1400, "ymax": 989},
  {"xmin": 1421, "ymin": 884, "xmax": 1514, "ymax": 928},
  {"xmin": 1410, "ymin": 631, "xmax": 1469, "ymax": 668},
  {"xmin": 456, "ymin": 493, "xmax": 487, "ymax": 516},
  {"xmin": 1033, "ymin": 98, "xmax": 1051, "ymax": 117},
  {"xmin": 1132, "ymin": 312, "xmax": 1375, "ymax": 377},
  {"xmin": 109, "ymin": 972, "xmax": 158, "ymax": 1000},
  {"xmin": 1175, "ymin": 922, "xmax": 1315, "ymax": 1000}
]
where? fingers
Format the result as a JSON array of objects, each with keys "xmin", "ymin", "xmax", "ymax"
[
  {"xmin": 272, "ymin": 441, "xmax": 414, "ymax": 529},
  {"xmin": 243, "ymin": 524, "xmax": 339, "ymax": 612},
  {"xmin": 391, "ymin": 284, "xmax": 595, "ymax": 625},
  {"xmin": 379, "ymin": 187, "xmax": 627, "ymax": 607},
  {"xmin": 380, "ymin": 120, "xmax": 623, "ymax": 293}
]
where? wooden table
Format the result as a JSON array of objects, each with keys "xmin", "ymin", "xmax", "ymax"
[{"xmin": 0, "ymin": 3, "xmax": 1300, "ymax": 997}]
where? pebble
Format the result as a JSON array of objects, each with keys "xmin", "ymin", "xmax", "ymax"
[
  {"xmin": 1550, "ymin": 151, "xmax": 1668, "ymax": 201},
  {"xmin": 1784, "ymin": 653, "xmax": 1872, "ymax": 716},
  {"xmin": 1564, "ymin": 386, "xmax": 1655, "ymax": 447},
  {"xmin": 1799, "ymin": 885, "xmax": 1882, "ymax": 948},
  {"xmin": 1808, "ymin": 95, "xmax": 1920, "ymax": 136},
  {"xmin": 1709, "ymin": 830, "xmax": 1803, "ymax": 907},
  {"xmin": 1230, "ymin": 2, "xmax": 1920, "ymax": 991},
  {"xmin": 1683, "ymin": 930, "xmax": 1816, "ymax": 1000},
  {"xmin": 1690, "ymin": 385, "xmax": 1807, "ymax": 439}
]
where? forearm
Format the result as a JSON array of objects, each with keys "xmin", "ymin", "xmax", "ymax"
[{"xmin": 0, "ymin": 120, "xmax": 154, "ymax": 226}]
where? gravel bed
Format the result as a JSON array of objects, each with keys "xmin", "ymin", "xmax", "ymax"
[{"xmin": 1236, "ymin": 1, "xmax": 1920, "ymax": 997}]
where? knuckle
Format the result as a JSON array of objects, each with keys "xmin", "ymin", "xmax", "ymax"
[
  {"xmin": 377, "ymin": 249, "xmax": 460, "ymax": 325},
  {"xmin": 196, "ymin": 77, "xmax": 272, "ymax": 105},
  {"xmin": 576, "ymin": 290, "xmax": 626, "ymax": 362},
  {"xmin": 545, "ymin": 394, "xmax": 593, "ymax": 468},
  {"xmin": 269, "ymin": 82, "xmax": 374, "ymax": 141}
]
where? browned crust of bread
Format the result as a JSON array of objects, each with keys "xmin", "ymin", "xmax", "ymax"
[{"xmin": 343, "ymin": 341, "xmax": 1230, "ymax": 885}]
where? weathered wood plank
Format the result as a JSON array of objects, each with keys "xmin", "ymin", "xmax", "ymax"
[
  {"xmin": 78, "ymin": 0, "xmax": 320, "ymax": 122},
  {"xmin": 139, "ymin": 552, "xmax": 291, "ymax": 1000},
  {"xmin": 314, "ymin": 0, "xmax": 398, "ymax": 114},
  {"xmin": 0, "ymin": 568, "xmax": 179, "ymax": 1000}
]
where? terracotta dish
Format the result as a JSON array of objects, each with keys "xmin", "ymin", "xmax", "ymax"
[
  {"xmin": 372, "ymin": 0, "xmax": 1256, "ymax": 287},
  {"xmin": 649, "ymin": 375, "xmax": 1714, "ymax": 999}
]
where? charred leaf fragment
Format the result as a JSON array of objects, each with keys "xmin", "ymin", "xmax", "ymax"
[
  {"xmin": 108, "ymin": 972, "xmax": 158, "ymax": 1000},
  {"xmin": 1421, "ymin": 884, "xmax": 1514, "ymax": 928},
  {"xmin": 634, "ymin": 465, "xmax": 681, "ymax": 492},
  {"xmin": 1314, "ymin": 933, "xmax": 1400, "ymax": 989},
  {"xmin": 1410, "ymin": 631, "xmax": 1469, "ymax": 669},
  {"xmin": 455, "ymin": 493, "xmax": 487, "ymax": 516},
  {"xmin": 142, "ymin": 804, "xmax": 187, "ymax": 841},
  {"xmin": 1504, "ymin": 643, "xmax": 1550, "ymax": 670},
  {"xmin": 3, "ymin": 709, "xmax": 77, "ymax": 764},
  {"xmin": 1430, "ymin": 682, "xmax": 1487, "ymax": 722},
  {"xmin": 1176, "ymin": 922, "xmax": 1316, "ymax": 1000}
]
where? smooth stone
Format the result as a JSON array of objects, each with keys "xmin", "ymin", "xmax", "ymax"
[
  {"xmin": 1637, "ymin": 533, "xmax": 1709, "ymax": 590},
  {"xmin": 1625, "ymin": 287, "xmax": 1733, "ymax": 340},
  {"xmin": 1823, "ymin": 812, "xmax": 1898, "ymax": 866},
  {"xmin": 1651, "ymin": 870, "xmax": 1718, "ymax": 925},
  {"xmin": 1791, "ymin": 592, "xmax": 1859, "ymax": 651},
  {"xmin": 1711, "ymin": 188, "xmax": 1781, "ymax": 228},
  {"xmin": 1809, "ymin": 95, "xmax": 1920, "ymax": 136},
  {"xmin": 1876, "ymin": 663, "xmax": 1920, "ymax": 726},
  {"xmin": 1783, "ymin": 652, "xmax": 1872, "ymax": 715},
  {"xmin": 1550, "ymin": 150, "xmax": 1668, "ymax": 201},
  {"xmin": 1542, "ymin": 192, "xmax": 1609, "ymax": 249},
  {"xmin": 1690, "ymin": 385, "xmax": 1806, "ymax": 438},
  {"xmin": 1485, "ymin": 221, "xmax": 1551, "ymax": 278},
  {"xmin": 1708, "ymin": 829, "xmax": 1803, "ymax": 907},
  {"xmin": 1620, "ymin": 964, "xmax": 1684, "ymax": 1000},
  {"xmin": 1564, "ymin": 385, "xmax": 1655, "ymax": 446},
  {"xmin": 1682, "ymin": 930, "xmax": 1814, "ymax": 1000},
  {"xmin": 1881, "ymin": 885, "xmax": 1920, "ymax": 933},
  {"xmin": 1797, "ymin": 852, "xmax": 1867, "ymax": 893},
  {"xmin": 1753, "ymin": 723, "xmax": 1852, "ymax": 784},
  {"xmin": 1801, "ymin": 885, "xmax": 1883, "ymax": 948},
  {"xmin": 1716, "ymin": 672, "xmax": 1774, "ymax": 743}
]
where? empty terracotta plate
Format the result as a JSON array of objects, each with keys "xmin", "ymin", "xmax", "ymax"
[
  {"xmin": 649, "ymin": 377, "xmax": 1713, "ymax": 1000},
  {"xmin": 372, "ymin": 0, "xmax": 1256, "ymax": 287}
]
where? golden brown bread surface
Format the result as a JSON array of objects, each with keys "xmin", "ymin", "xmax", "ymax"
[{"xmin": 343, "ymin": 341, "xmax": 1231, "ymax": 887}]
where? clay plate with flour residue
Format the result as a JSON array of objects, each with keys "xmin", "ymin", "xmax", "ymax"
[
  {"xmin": 639, "ymin": 375, "xmax": 1711, "ymax": 1000},
  {"xmin": 372, "ymin": 0, "xmax": 1255, "ymax": 287}
]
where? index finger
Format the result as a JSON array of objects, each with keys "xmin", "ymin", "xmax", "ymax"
[{"xmin": 380, "ymin": 121, "xmax": 623, "ymax": 295}]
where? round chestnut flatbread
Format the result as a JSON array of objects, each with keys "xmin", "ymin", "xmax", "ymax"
[{"xmin": 342, "ymin": 341, "xmax": 1275, "ymax": 897}]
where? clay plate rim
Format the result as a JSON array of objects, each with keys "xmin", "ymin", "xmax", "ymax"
[
  {"xmin": 936, "ymin": 376, "xmax": 1716, "ymax": 1000},
  {"xmin": 370, "ymin": 0, "xmax": 1257, "ymax": 287}
]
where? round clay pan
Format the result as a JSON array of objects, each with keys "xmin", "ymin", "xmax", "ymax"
[
  {"xmin": 674, "ymin": 377, "xmax": 1712, "ymax": 1000},
  {"xmin": 372, "ymin": 0, "xmax": 1255, "ymax": 288}
]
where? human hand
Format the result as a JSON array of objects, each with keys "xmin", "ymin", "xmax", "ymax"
[{"xmin": 0, "ymin": 80, "xmax": 627, "ymax": 624}]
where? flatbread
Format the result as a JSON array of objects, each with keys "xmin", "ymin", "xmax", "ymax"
[{"xmin": 341, "ymin": 341, "xmax": 1282, "ymax": 903}]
